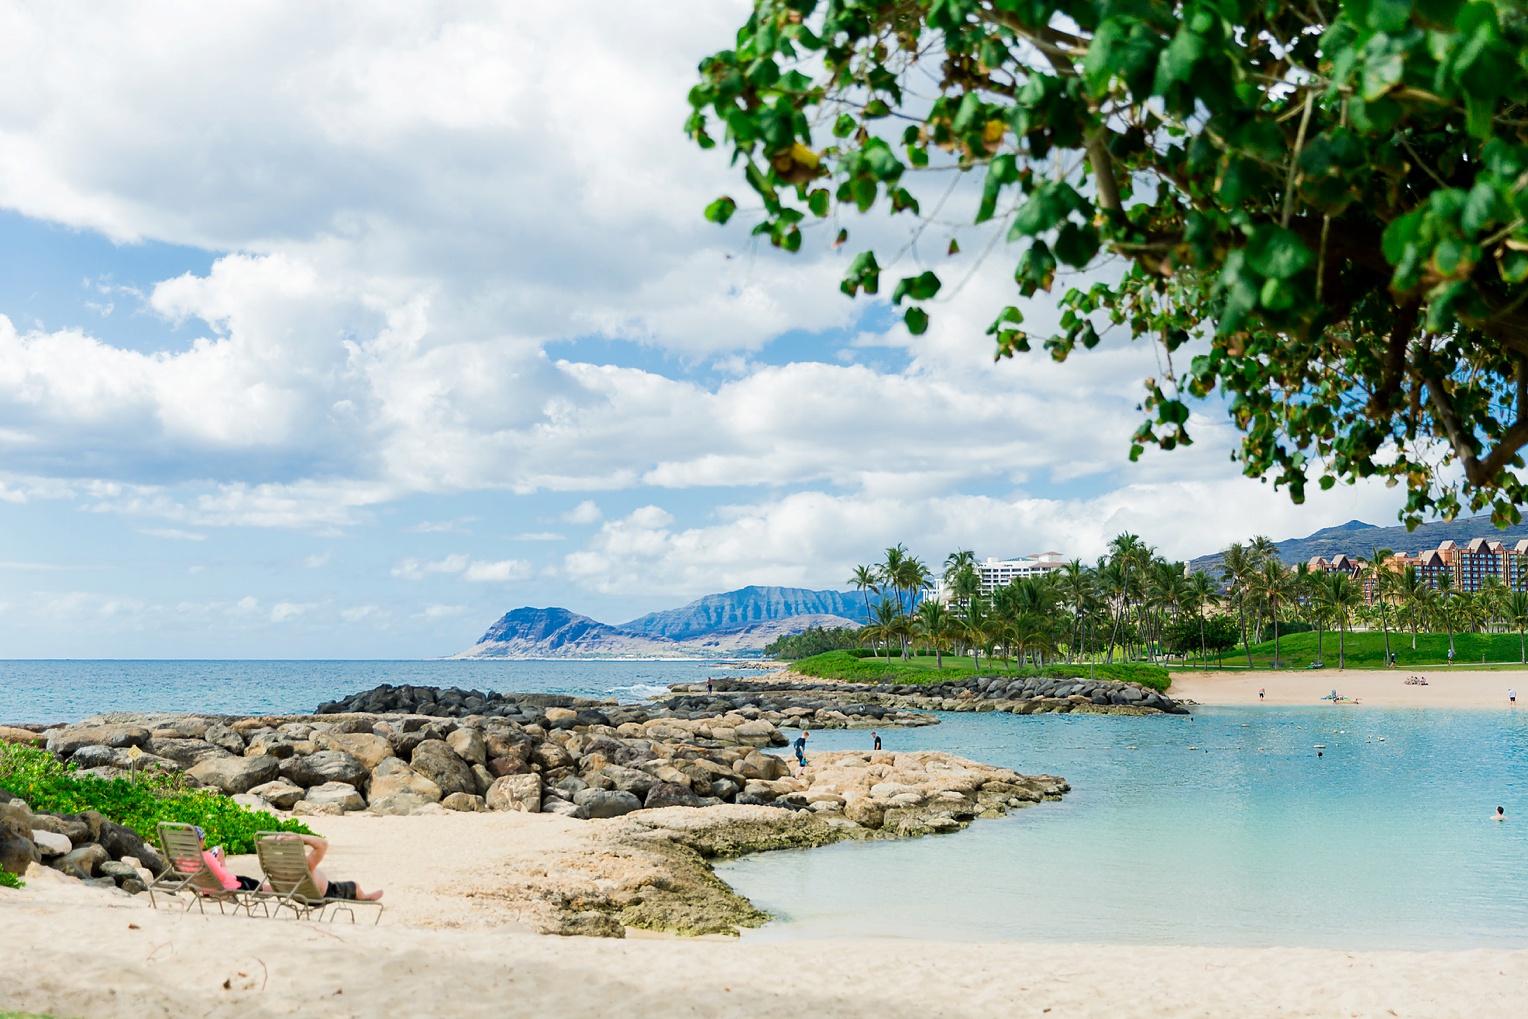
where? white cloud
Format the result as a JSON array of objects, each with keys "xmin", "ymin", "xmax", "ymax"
[
  {"xmin": 142, "ymin": 528, "xmax": 207, "ymax": 541},
  {"xmin": 561, "ymin": 500, "xmax": 604, "ymax": 525},
  {"xmin": 270, "ymin": 601, "xmax": 316, "ymax": 622},
  {"xmin": 300, "ymin": 551, "xmax": 332, "ymax": 568},
  {"xmin": 462, "ymin": 558, "xmax": 533, "ymax": 583},
  {"xmin": 392, "ymin": 553, "xmax": 530, "ymax": 583},
  {"xmin": 341, "ymin": 604, "xmax": 381, "ymax": 622},
  {"xmin": 513, "ymin": 532, "xmax": 565, "ymax": 542},
  {"xmin": 419, "ymin": 604, "xmax": 466, "ymax": 619}
]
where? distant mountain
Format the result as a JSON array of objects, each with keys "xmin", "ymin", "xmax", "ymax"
[
  {"xmin": 1187, "ymin": 514, "xmax": 1528, "ymax": 575},
  {"xmin": 453, "ymin": 587, "xmax": 864, "ymax": 659},
  {"xmin": 618, "ymin": 585, "xmax": 868, "ymax": 639}
]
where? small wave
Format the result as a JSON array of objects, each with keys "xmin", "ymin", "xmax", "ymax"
[{"xmin": 608, "ymin": 683, "xmax": 671, "ymax": 699}]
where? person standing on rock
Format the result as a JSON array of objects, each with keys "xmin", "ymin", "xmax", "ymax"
[
  {"xmin": 794, "ymin": 730, "xmax": 809, "ymax": 775},
  {"xmin": 872, "ymin": 732, "xmax": 881, "ymax": 751}
]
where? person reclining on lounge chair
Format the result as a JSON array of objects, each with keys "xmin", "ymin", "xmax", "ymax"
[
  {"xmin": 270, "ymin": 833, "xmax": 383, "ymax": 902},
  {"xmin": 195, "ymin": 826, "xmax": 263, "ymax": 893}
]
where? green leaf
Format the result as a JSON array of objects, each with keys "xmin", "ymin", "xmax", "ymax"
[
  {"xmin": 1053, "ymin": 222, "xmax": 1101, "ymax": 267},
  {"xmin": 1156, "ymin": 27, "xmax": 1207, "ymax": 89},
  {"xmin": 833, "ymin": 113, "xmax": 857, "ymax": 138},
  {"xmin": 904, "ymin": 307, "xmax": 930, "ymax": 334},
  {"xmin": 1381, "ymin": 209, "xmax": 1425, "ymax": 264},
  {"xmin": 892, "ymin": 270, "xmax": 942, "ymax": 305},
  {"xmin": 840, "ymin": 250, "xmax": 881, "ymax": 296},
  {"xmin": 704, "ymin": 197, "xmax": 737, "ymax": 224},
  {"xmin": 808, "ymin": 189, "xmax": 830, "ymax": 217},
  {"xmin": 1243, "ymin": 226, "xmax": 1313, "ymax": 279},
  {"xmin": 1461, "ymin": 182, "xmax": 1501, "ymax": 233}
]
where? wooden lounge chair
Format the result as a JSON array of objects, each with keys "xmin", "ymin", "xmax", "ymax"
[
  {"xmin": 253, "ymin": 832, "xmax": 383, "ymax": 925},
  {"xmin": 146, "ymin": 822, "xmax": 261, "ymax": 916}
]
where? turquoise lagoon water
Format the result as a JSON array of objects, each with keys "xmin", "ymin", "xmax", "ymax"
[
  {"xmin": 4, "ymin": 660, "xmax": 1528, "ymax": 949},
  {"xmin": 719, "ymin": 708, "xmax": 1528, "ymax": 950}
]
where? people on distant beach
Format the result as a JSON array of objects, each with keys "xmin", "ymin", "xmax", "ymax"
[
  {"xmin": 1258, "ymin": 688, "xmax": 1265, "ymax": 701},
  {"xmin": 706, "ymin": 678, "xmax": 713, "ymax": 694},
  {"xmin": 1511, "ymin": 689, "xmax": 1517, "ymax": 706},
  {"xmin": 1404, "ymin": 675, "xmax": 1429, "ymax": 686},
  {"xmin": 1494, "ymin": 806, "xmax": 1506, "ymax": 821},
  {"xmin": 794, "ymin": 730, "xmax": 809, "ymax": 774},
  {"xmin": 272, "ymin": 833, "xmax": 384, "ymax": 902},
  {"xmin": 1448, "ymin": 647, "xmax": 1455, "ymax": 664},
  {"xmin": 872, "ymin": 731, "xmax": 881, "ymax": 750}
]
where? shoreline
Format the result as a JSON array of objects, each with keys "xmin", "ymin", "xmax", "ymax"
[{"xmin": 1169, "ymin": 667, "xmax": 1527, "ymax": 708}]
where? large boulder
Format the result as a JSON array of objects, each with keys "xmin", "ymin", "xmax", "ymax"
[
  {"xmin": 599, "ymin": 764, "xmax": 657, "ymax": 797},
  {"xmin": 55, "ymin": 843, "xmax": 108, "ymax": 878},
  {"xmin": 300, "ymin": 782, "xmax": 366, "ymax": 812},
  {"xmin": 46, "ymin": 724, "xmax": 151, "ymax": 759},
  {"xmin": 30, "ymin": 813, "xmax": 89, "ymax": 845},
  {"xmin": 485, "ymin": 773, "xmax": 541, "ymax": 813},
  {"xmin": 0, "ymin": 726, "xmax": 45, "ymax": 747},
  {"xmin": 31, "ymin": 828, "xmax": 72, "ymax": 857},
  {"xmin": 531, "ymin": 741, "xmax": 574, "ymax": 771},
  {"xmin": 369, "ymin": 792, "xmax": 439, "ymax": 816},
  {"xmin": 411, "ymin": 740, "xmax": 476, "ymax": 797},
  {"xmin": 148, "ymin": 738, "xmax": 232, "ymax": 769},
  {"xmin": 0, "ymin": 800, "xmax": 38, "ymax": 874},
  {"xmin": 248, "ymin": 780, "xmax": 305, "ymax": 810},
  {"xmin": 573, "ymin": 789, "xmax": 642, "ymax": 819},
  {"xmin": 737, "ymin": 751, "xmax": 790, "ymax": 781},
  {"xmin": 368, "ymin": 757, "xmax": 443, "ymax": 802},
  {"xmin": 280, "ymin": 750, "xmax": 367, "ymax": 790},
  {"xmin": 445, "ymin": 728, "xmax": 487, "ymax": 767},
  {"xmin": 188, "ymin": 754, "xmax": 279, "ymax": 795},
  {"xmin": 441, "ymin": 792, "xmax": 487, "ymax": 812},
  {"xmin": 643, "ymin": 782, "xmax": 705, "ymax": 809},
  {"xmin": 484, "ymin": 728, "xmax": 531, "ymax": 763},
  {"xmin": 203, "ymin": 723, "xmax": 247, "ymax": 755},
  {"xmin": 98, "ymin": 819, "xmax": 165, "ymax": 875},
  {"xmin": 316, "ymin": 732, "xmax": 394, "ymax": 771},
  {"xmin": 732, "ymin": 719, "xmax": 783, "ymax": 747}
]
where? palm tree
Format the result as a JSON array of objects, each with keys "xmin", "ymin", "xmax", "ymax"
[
  {"xmin": 960, "ymin": 597, "xmax": 994, "ymax": 671},
  {"xmin": 1321, "ymin": 573, "xmax": 1363, "ymax": 670},
  {"xmin": 914, "ymin": 598, "xmax": 952, "ymax": 668},
  {"xmin": 1394, "ymin": 565, "xmax": 1427, "ymax": 649},
  {"xmin": 1251, "ymin": 558, "xmax": 1291, "ymax": 669},
  {"xmin": 1437, "ymin": 573, "xmax": 1458, "ymax": 660},
  {"xmin": 1221, "ymin": 543, "xmax": 1256, "ymax": 667},
  {"xmin": 848, "ymin": 564, "xmax": 879, "ymax": 626},
  {"xmin": 893, "ymin": 555, "xmax": 934, "ymax": 657},
  {"xmin": 867, "ymin": 598, "xmax": 902, "ymax": 663},
  {"xmin": 943, "ymin": 550, "xmax": 976, "ymax": 603},
  {"xmin": 1185, "ymin": 570, "xmax": 1217, "ymax": 666},
  {"xmin": 1058, "ymin": 559, "xmax": 1093, "ymax": 664},
  {"xmin": 1508, "ymin": 590, "xmax": 1528, "ymax": 664},
  {"xmin": 1365, "ymin": 546, "xmax": 1395, "ymax": 667}
]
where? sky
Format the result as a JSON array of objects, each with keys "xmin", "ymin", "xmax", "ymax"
[{"xmin": 0, "ymin": 2, "xmax": 1410, "ymax": 659}]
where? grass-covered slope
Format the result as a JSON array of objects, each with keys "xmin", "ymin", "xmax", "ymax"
[
  {"xmin": 1236, "ymin": 630, "xmax": 1528, "ymax": 669},
  {"xmin": 787, "ymin": 651, "xmax": 1171, "ymax": 691},
  {"xmin": 0, "ymin": 743, "xmax": 308, "ymax": 854}
]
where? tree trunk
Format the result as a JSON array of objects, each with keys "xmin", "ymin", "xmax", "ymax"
[{"xmin": 1238, "ymin": 594, "xmax": 1253, "ymax": 668}]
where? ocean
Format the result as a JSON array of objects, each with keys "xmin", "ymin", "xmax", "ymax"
[{"xmin": 5, "ymin": 659, "xmax": 1527, "ymax": 950}]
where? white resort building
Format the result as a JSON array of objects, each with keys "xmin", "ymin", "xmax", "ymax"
[{"xmin": 934, "ymin": 552, "xmax": 1068, "ymax": 601}]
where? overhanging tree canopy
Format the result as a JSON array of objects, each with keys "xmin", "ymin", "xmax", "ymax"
[{"xmin": 686, "ymin": 0, "xmax": 1528, "ymax": 526}]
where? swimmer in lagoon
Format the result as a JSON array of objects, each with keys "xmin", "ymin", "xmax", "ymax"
[{"xmin": 1494, "ymin": 806, "xmax": 1506, "ymax": 821}]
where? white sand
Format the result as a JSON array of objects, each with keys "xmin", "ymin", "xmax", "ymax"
[
  {"xmin": 5, "ymin": 812, "xmax": 1528, "ymax": 1017},
  {"xmin": 1171, "ymin": 667, "xmax": 1528, "ymax": 707}
]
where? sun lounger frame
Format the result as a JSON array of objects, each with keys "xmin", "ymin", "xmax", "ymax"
[
  {"xmin": 147, "ymin": 822, "xmax": 265, "ymax": 916},
  {"xmin": 253, "ymin": 831, "xmax": 383, "ymax": 925}
]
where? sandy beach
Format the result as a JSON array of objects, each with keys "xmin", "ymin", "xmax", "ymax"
[
  {"xmin": 6, "ymin": 810, "xmax": 1528, "ymax": 1018},
  {"xmin": 1170, "ymin": 667, "xmax": 1528, "ymax": 707}
]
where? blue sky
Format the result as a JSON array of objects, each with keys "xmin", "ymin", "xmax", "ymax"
[{"xmin": 0, "ymin": 2, "xmax": 1406, "ymax": 658}]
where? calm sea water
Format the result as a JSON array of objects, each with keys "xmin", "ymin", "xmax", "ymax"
[
  {"xmin": 4, "ymin": 660, "xmax": 1526, "ymax": 950},
  {"xmin": 0, "ymin": 659, "xmax": 721, "ymax": 723}
]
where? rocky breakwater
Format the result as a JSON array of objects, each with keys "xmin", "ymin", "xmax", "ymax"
[
  {"xmin": 474, "ymin": 750, "xmax": 1068, "ymax": 937},
  {"xmin": 654, "ymin": 686, "xmax": 939, "ymax": 730},
  {"xmin": 756, "ymin": 672, "xmax": 1190, "ymax": 715}
]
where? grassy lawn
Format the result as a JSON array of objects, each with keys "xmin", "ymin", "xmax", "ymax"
[
  {"xmin": 786, "ymin": 651, "xmax": 1171, "ymax": 690},
  {"xmin": 1196, "ymin": 630, "xmax": 1528, "ymax": 670}
]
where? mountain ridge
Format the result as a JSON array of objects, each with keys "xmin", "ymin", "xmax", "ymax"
[{"xmin": 1186, "ymin": 514, "xmax": 1528, "ymax": 575}]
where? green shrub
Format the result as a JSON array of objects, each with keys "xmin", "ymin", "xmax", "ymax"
[
  {"xmin": 0, "ymin": 869, "xmax": 23, "ymax": 889},
  {"xmin": 763, "ymin": 626, "xmax": 864, "ymax": 659},
  {"xmin": 0, "ymin": 743, "xmax": 310, "ymax": 855}
]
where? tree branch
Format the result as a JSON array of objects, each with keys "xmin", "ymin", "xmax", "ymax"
[{"xmin": 1425, "ymin": 370, "xmax": 1528, "ymax": 486}]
